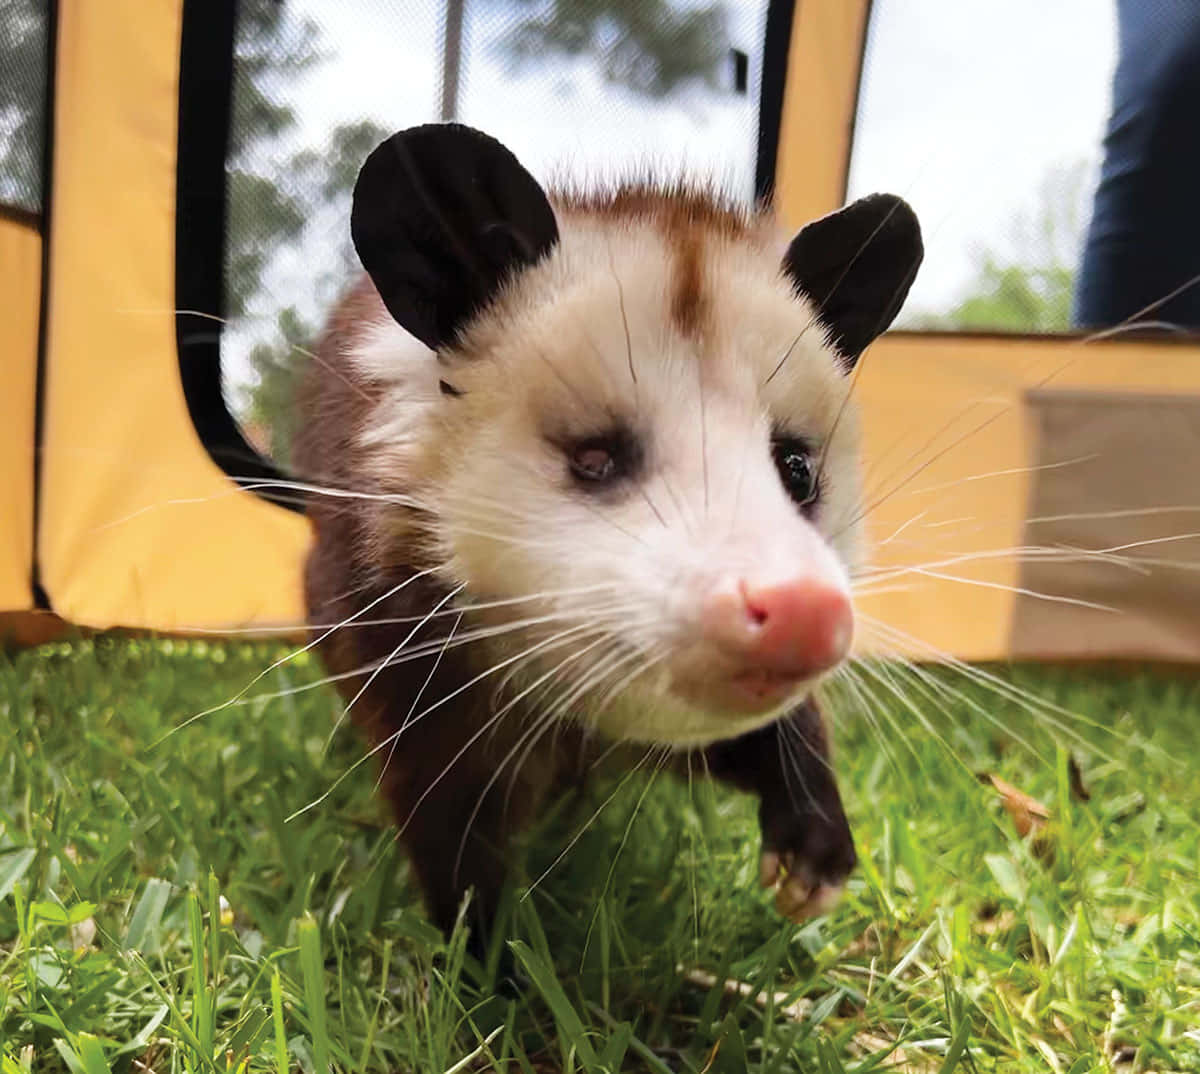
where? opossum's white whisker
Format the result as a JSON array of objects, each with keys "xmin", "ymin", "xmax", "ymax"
[
  {"xmin": 896, "ymin": 649, "xmax": 1112, "ymax": 767},
  {"xmin": 286, "ymin": 622, "xmax": 602, "ymax": 823},
  {"xmin": 636, "ymin": 484, "xmax": 669, "ymax": 529},
  {"xmin": 1081, "ymin": 317, "xmax": 1193, "ymax": 341},
  {"xmin": 91, "ymin": 479, "xmax": 426, "ymax": 533},
  {"xmin": 284, "ymin": 341, "xmax": 374, "ymax": 404},
  {"xmin": 505, "ymin": 637, "xmax": 656, "ymax": 814},
  {"xmin": 852, "ymin": 544, "xmax": 1157, "ymax": 586},
  {"xmin": 522, "ymin": 743, "xmax": 659, "ymax": 904},
  {"xmin": 485, "ymin": 611, "xmax": 647, "ymax": 713},
  {"xmin": 842, "ymin": 582, "xmax": 923, "ymax": 599},
  {"xmin": 1027, "ymin": 505, "xmax": 1200, "ymax": 525},
  {"xmin": 607, "ymin": 243, "xmax": 637, "ymax": 387},
  {"xmin": 508, "ymin": 642, "xmax": 645, "ymax": 780},
  {"xmin": 541, "ymin": 638, "xmax": 662, "ymax": 761},
  {"xmin": 843, "ymin": 404, "xmax": 1012, "ymax": 537},
  {"xmin": 853, "ymin": 403, "xmax": 993, "ymax": 523},
  {"xmin": 154, "ymin": 570, "xmax": 437, "ymax": 746},
  {"xmin": 325, "ymin": 583, "xmax": 466, "ymax": 754},
  {"xmin": 875, "ymin": 651, "xmax": 1050, "ymax": 766},
  {"xmin": 872, "ymin": 508, "xmax": 932, "ymax": 551},
  {"xmin": 776, "ymin": 721, "xmax": 825, "ymax": 823},
  {"xmin": 827, "ymin": 663, "xmax": 911, "ymax": 780},
  {"xmin": 778, "ymin": 196, "xmax": 913, "ymax": 401},
  {"xmin": 856, "ymin": 613, "xmax": 1133, "ymax": 759},
  {"xmin": 847, "ymin": 276, "xmax": 1200, "ymax": 535},
  {"xmin": 306, "ymin": 613, "xmax": 635, "ymax": 701},
  {"xmin": 580, "ymin": 745, "xmax": 671, "ymax": 964},
  {"xmin": 387, "ymin": 622, "xmax": 615, "ymax": 833},
  {"xmin": 850, "ymin": 658, "xmax": 971, "ymax": 778},
  {"xmin": 587, "ymin": 644, "xmax": 671, "ymax": 720},
  {"xmin": 1078, "ymin": 271, "xmax": 1200, "ymax": 342},
  {"xmin": 815, "ymin": 322, "xmax": 870, "ymax": 484},
  {"xmin": 547, "ymin": 643, "xmax": 651, "ymax": 731},
  {"xmin": 895, "ymin": 567, "xmax": 1121, "ymax": 613},
  {"xmin": 768, "ymin": 326, "xmax": 816, "ymax": 388},
  {"xmin": 230, "ymin": 476, "xmax": 427, "ymax": 508},
  {"xmin": 451, "ymin": 635, "xmax": 621, "ymax": 886},
  {"xmin": 902, "ymin": 453, "xmax": 1100, "ymax": 498},
  {"xmin": 350, "ymin": 602, "xmax": 644, "ymax": 680},
  {"xmin": 376, "ymin": 612, "xmax": 464, "ymax": 795},
  {"xmin": 824, "ymin": 664, "xmax": 911, "ymax": 776},
  {"xmin": 281, "ymin": 601, "xmax": 641, "ymax": 684},
  {"xmin": 163, "ymin": 301, "xmax": 372, "ymax": 409},
  {"xmin": 779, "ymin": 708, "xmax": 838, "ymax": 780}
]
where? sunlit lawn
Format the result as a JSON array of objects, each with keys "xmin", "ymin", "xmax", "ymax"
[{"xmin": 0, "ymin": 638, "xmax": 1197, "ymax": 1072}]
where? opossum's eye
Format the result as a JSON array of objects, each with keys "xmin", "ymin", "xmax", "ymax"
[
  {"xmin": 772, "ymin": 438, "xmax": 819, "ymax": 508},
  {"xmin": 566, "ymin": 429, "xmax": 640, "ymax": 488}
]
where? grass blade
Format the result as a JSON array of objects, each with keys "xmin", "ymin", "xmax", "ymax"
[
  {"xmin": 73, "ymin": 1034, "xmax": 112, "ymax": 1074},
  {"xmin": 298, "ymin": 914, "xmax": 330, "ymax": 1074},
  {"xmin": 271, "ymin": 968, "xmax": 289, "ymax": 1074},
  {"xmin": 125, "ymin": 877, "xmax": 172, "ymax": 954},
  {"xmin": 510, "ymin": 940, "xmax": 598, "ymax": 1069},
  {"xmin": 0, "ymin": 849, "xmax": 36, "ymax": 903}
]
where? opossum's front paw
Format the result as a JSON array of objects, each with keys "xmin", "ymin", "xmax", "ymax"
[
  {"xmin": 758, "ymin": 798, "xmax": 857, "ymax": 923},
  {"xmin": 759, "ymin": 848, "xmax": 847, "ymax": 922}
]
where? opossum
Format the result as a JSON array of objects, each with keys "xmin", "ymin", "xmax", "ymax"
[{"xmin": 293, "ymin": 123, "xmax": 922, "ymax": 950}]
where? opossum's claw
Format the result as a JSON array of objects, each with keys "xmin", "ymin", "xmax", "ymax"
[{"xmin": 762, "ymin": 848, "xmax": 845, "ymax": 922}]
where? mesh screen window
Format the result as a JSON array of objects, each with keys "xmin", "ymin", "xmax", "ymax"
[
  {"xmin": 222, "ymin": 0, "xmax": 770, "ymax": 467},
  {"xmin": 846, "ymin": 0, "xmax": 1118, "ymax": 334},
  {"xmin": 0, "ymin": 0, "xmax": 49, "ymax": 218}
]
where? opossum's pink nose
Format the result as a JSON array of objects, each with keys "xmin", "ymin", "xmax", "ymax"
[{"xmin": 704, "ymin": 577, "xmax": 853, "ymax": 679}]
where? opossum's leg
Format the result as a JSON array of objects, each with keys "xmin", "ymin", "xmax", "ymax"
[
  {"xmin": 703, "ymin": 697, "xmax": 856, "ymax": 922},
  {"xmin": 384, "ymin": 729, "xmax": 553, "ymax": 980},
  {"xmin": 398, "ymin": 776, "xmax": 515, "ymax": 943}
]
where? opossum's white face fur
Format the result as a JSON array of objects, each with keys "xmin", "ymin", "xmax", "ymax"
[{"xmin": 349, "ymin": 125, "xmax": 922, "ymax": 747}]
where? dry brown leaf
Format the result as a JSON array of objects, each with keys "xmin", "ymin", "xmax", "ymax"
[
  {"xmin": 1067, "ymin": 755, "xmax": 1091, "ymax": 801},
  {"xmin": 979, "ymin": 773, "xmax": 1050, "ymax": 838}
]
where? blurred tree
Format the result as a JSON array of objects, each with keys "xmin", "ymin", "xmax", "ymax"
[
  {"xmin": 241, "ymin": 120, "xmax": 390, "ymax": 466},
  {"xmin": 1, "ymin": 0, "xmax": 736, "ymax": 467},
  {"xmin": 501, "ymin": 0, "xmax": 731, "ymax": 98},
  {"xmin": 242, "ymin": 305, "xmax": 315, "ymax": 466},
  {"xmin": 0, "ymin": 0, "xmax": 47, "ymax": 212},
  {"xmin": 225, "ymin": 0, "xmax": 324, "ymax": 319},
  {"xmin": 912, "ymin": 161, "xmax": 1091, "ymax": 333}
]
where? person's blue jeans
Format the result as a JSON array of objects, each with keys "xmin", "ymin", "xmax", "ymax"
[{"xmin": 1074, "ymin": 0, "xmax": 1200, "ymax": 331}]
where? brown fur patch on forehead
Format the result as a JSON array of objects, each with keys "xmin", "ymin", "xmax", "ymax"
[
  {"xmin": 553, "ymin": 181, "xmax": 763, "ymax": 341},
  {"xmin": 670, "ymin": 228, "xmax": 706, "ymax": 339},
  {"xmin": 551, "ymin": 179, "xmax": 757, "ymax": 238}
]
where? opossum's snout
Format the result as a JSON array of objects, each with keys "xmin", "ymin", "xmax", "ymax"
[{"xmin": 699, "ymin": 575, "xmax": 853, "ymax": 709}]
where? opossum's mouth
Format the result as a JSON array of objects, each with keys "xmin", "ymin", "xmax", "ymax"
[
  {"xmin": 668, "ymin": 662, "xmax": 814, "ymax": 720},
  {"xmin": 728, "ymin": 668, "xmax": 806, "ymax": 708}
]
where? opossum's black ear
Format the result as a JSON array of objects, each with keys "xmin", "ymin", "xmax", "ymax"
[
  {"xmin": 782, "ymin": 194, "xmax": 922, "ymax": 369},
  {"xmin": 351, "ymin": 123, "xmax": 559, "ymax": 350}
]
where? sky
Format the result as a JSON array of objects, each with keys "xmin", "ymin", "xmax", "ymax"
[
  {"xmin": 224, "ymin": 0, "xmax": 1118, "ymax": 405},
  {"xmin": 847, "ymin": 0, "xmax": 1117, "ymax": 318}
]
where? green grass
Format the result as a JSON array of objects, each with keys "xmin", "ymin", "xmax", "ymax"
[{"xmin": 0, "ymin": 637, "xmax": 1197, "ymax": 1072}]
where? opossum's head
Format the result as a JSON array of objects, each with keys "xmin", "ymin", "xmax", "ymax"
[{"xmin": 349, "ymin": 124, "xmax": 922, "ymax": 746}]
